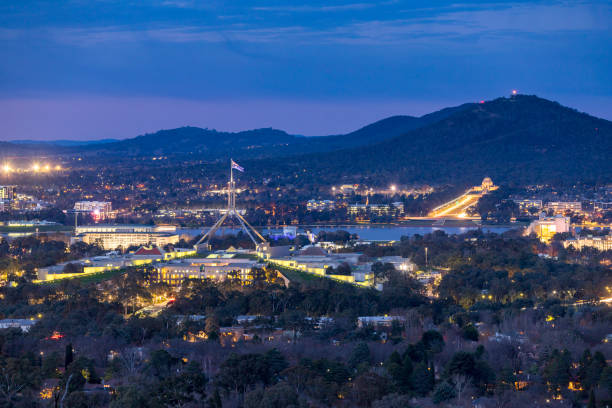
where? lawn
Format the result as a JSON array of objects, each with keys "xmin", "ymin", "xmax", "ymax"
[{"xmin": 39, "ymin": 267, "xmax": 128, "ymax": 286}]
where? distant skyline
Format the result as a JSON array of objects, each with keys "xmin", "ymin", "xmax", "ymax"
[{"xmin": 0, "ymin": 0, "xmax": 611, "ymax": 140}]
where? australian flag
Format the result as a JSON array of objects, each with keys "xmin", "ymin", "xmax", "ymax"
[{"xmin": 231, "ymin": 159, "xmax": 244, "ymax": 172}]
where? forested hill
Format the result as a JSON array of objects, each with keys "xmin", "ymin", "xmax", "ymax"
[
  {"xmin": 76, "ymin": 127, "xmax": 299, "ymax": 157},
  {"xmin": 277, "ymin": 95, "xmax": 612, "ymax": 185},
  {"xmin": 0, "ymin": 103, "xmax": 467, "ymax": 157},
  {"xmin": 78, "ymin": 108, "xmax": 466, "ymax": 158},
  {"xmin": 1, "ymin": 95, "xmax": 610, "ymax": 186}
]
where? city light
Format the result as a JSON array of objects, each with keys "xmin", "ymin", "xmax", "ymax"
[
  {"xmin": 390, "ymin": 185, "xmax": 396, "ymax": 192},
  {"xmin": 512, "ymin": 89, "xmax": 518, "ymax": 95},
  {"xmin": 1, "ymin": 163, "xmax": 63, "ymax": 173}
]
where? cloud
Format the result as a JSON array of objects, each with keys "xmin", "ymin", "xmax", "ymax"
[
  {"xmin": 9, "ymin": 1, "xmax": 607, "ymax": 49},
  {"xmin": 252, "ymin": 3, "xmax": 375, "ymax": 13}
]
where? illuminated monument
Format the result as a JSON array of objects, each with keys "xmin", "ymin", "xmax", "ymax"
[{"xmin": 194, "ymin": 160, "xmax": 267, "ymax": 251}]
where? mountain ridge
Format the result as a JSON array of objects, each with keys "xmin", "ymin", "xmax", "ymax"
[
  {"xmin": 1, "ymin": 95, "xmax": 609, "ymax": 184},
  {"xmin": 279, "ymin": 95, "xmax": 611, "ymax": 184}
]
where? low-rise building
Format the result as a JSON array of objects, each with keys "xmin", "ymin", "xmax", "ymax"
[
  {"xmin": 563, "ymin": 235, "xmax": 612, "ymax": 252},
  {"xmin": 153, "ymin": 256, "xmax": 263, "ymax": 287},
  {"xmin": 357, "ymin": 316, "xmax": 406, "ymax": 329},
  {"xmin": 265, "ymin": 249, "xmax": 375, "ymax": 288},
  {"xmin": 513, "ymin": 199, "xmax": 543, "ymax": 212},
  {"xmin": 594, "ymin": 202, "xmax": 612, "ymax": 211},
  {"xmin": 0, "ymin": 319, "xmax": 38, "ymax": 332},
  {"xmin": 73, "ymin": 224, "xmax": 178, "ymax": 250},
  {"xmin": 37, "ymin": 246, "xmax": 195, "ymax": 281},
  {"xmin": 306, "ymin": 200, "xmax": 335, "ymax": 212},
  {"xmin": 348, "ymin": 202, "xmax": 404, "ymax": 216},
  {"xmin": 377, "ymin": 256, "xmax": 415, "ymax": 273},
  {"xmin": 545, "ymin": 201, "xmax": 582, "ymax": 214}
]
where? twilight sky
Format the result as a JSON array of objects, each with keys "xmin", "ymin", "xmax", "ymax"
[{"xmin": 0, "ymin": 0, "xmax": 611, "ymax": 140}]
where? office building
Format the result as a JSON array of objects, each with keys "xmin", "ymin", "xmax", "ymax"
[
  {"xmin": 0, "ymin": 185, "xmax": 16, "ymax": 200},
  {"xmin": 524, "ymin": 213, "xmax": 570, "ymax": 242},
  {"xmin": 545, "ymin": 201, "xmax": 582, "ymax": 214},
  {"xmin": 594, "ymin": 202, "xmax": 612, "ymax": 211},
  {"xmin": 563, "ymin": 235, "xmax": 612, "ymax": 252},
  {"xmin": 73, "ymin": 224, "xmax": 178, "ymax": 250},
  {"xmin": 74, "ymin": 201, "xmax": 113, "ymax": 220}
]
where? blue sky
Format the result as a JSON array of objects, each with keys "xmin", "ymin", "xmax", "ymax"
[{"xmin": 0, "ymin": 0, "xmax": 610, "ymax": 139}]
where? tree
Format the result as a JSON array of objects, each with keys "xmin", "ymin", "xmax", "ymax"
[
  {"xmin": 208, "ymin": 388, "xmax": 222, "ymax": 408},
  {"xmin": 386, "ymin": 351, "xmax": 412, "ymax": 391},
  {"xmin": 451, "ymin": 374, "xmax": 472, "ymax": 402},
  {"xmin": 0, "ymin": 358, "xmax": 40, "ymax": 406},
  {"xmin": 349, "ymin": 342, "xmax": 371, "ymax": 371},
  {"xmin": 351, "ymin": 372, "xmax": 391, "ymax": 407},
  {"xmin": 217, "ymin": 353, "xmax": 274, "ymax": 394},
  {"xmin": 600, "ymin": 366, "xmax": 612, "ymax": 394},
  {"xmin": 587, "ymin": 388, "xmax": 596, "ymax": 408},
  {"xmin": 65, "ymin": 343, "xmax": 74, "ymax": 369},
  {"xmin": 372, "ymin": 393, "xmax": 412, "ymax": 408},
  {"xmin": 447, "ymin": 352, "xmax": 476, "ymax": 378},
  {"xmin": 148, "ymin": 349, "xmax": 178, "ymax": 379},
  {"xmin": 543, "ymin": 349, "xmax": 571, "ymax": 392},
  {"xmin": 462, "ymin": 324, "xmax": 479, "ymax": 342},
  {"xmin": 264, "ymin": 349, "xmax": 288, "ymax": 384},
  {"xmin": 205, "ymin": 315, "xmax": 220, "ymax": 340},
  {"xmin": 421, "ymin": 330, "xmax": 445, "ymax": 354},
  {"xmin": 63, "ymin": 263, "xmax": 83, "ymax": 275},
  {"xmin": 432, "ymin": 381, "xmax": 456, "ymax": 404},
  {"xmin": 244, "ymin": 383, "xmax": 304, "ymax": 408},
  {"xmin": 411, "ymin": 362, "xmax": 434, "ymax": 396},
  {"xmin": 151, "ymin": 361, "xmax": 207, "ymax": 406}
]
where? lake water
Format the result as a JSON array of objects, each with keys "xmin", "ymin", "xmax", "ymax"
[
  {"xmin": 177, "ymin": 225, "xmax": 514, "ymax": 241},
  {"xmin": 1, "ymin": 225, "xmax": 515, "ymax": 242}
]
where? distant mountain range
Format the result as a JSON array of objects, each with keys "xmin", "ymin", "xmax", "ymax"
[
  {"xmin": 0, "ymin": 102, "xmax": 469, "ymax": 158},
  {"xmin": 9, "ymin": 139, "xmax": 119, "ymax": 146},
  {"xmin": 1, "ymin": 95, "xmax": 610, "ymax": 184}
]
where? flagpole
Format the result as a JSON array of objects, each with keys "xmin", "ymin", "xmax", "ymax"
[{"xmin": 229, "ymin": 159, "xmax": 233, "ymax": 212}]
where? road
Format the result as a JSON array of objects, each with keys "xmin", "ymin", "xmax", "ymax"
[{"xmin": 428, "ymin": 191, "xmax": 483, "ymax": 219}]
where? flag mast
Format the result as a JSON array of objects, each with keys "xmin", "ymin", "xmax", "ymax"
[{"xmin": 194, "ymin": 158, "xmax": 266, "ymax": 251}]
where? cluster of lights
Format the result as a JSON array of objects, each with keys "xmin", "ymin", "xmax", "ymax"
[
  {"xmin": 2, "ymin": 163, "xmax": 62, "ymax": 173},
  {"xmin": 331, "ymin": 185, "xmax": 398, "ymax": 192}
]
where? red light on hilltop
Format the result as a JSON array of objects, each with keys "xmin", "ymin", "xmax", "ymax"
[{"xmin": 479, "ymin": 100, "xmax": 485, "ymax": 104}]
